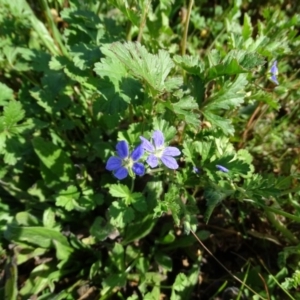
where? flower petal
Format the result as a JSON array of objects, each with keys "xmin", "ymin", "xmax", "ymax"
[
  {"xmin": 140, "ymin": 136, "xmax": 155, "ymax": 152},
  {"xmin": 116, "ymin": 141, "xmax": 129, "ymax": 159},
  {"xmin": 193, "ymin": 166, "xmax": 200, "ymax": 173},
  {"xmin": 163, "ymin": 146, "xmax": 181, "ymax": 157},
  {"xmin": 106, "ymin": 156, "xmax": 122, "ymax": 171},
  {"xmin": 132, "ymin": 162, "xmax": 145, "ymax": 176},
  {"xmin": 114, "ymin": 167, "xmax": 128, "ymax": 180},
  {"xmin": 152, "ymin": 130, "xmax": 164, "ymax": 149},
  {"xmin": 131, "ymin": 144, "xmax": 144, "ymax": 161},
  {"xmin": 161, "ymin": 155, "xmax": 179, "ymax": 169},
  {"xmin": 270, "ymin": 60, "xmax": 278, "ymax": 74},
  {"xmin": 271, "ymin": 74, "xmax": 279, "ymax": 85},
  {"xmin": 216, "ymin": 165, "xmax": 229, "ymax": 173},
  {"xmin": 146, "ymin": 154, "xmax": 159, "ymax": 168}
]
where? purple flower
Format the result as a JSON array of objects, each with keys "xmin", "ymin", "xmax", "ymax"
[
  {"xmin": 270, "ymin": 60, "xmax": 279, "ymax": 85},
  {"xmin": 216, "ymin": 165, "xmax": 229, "ymax": 173},
  {"xmin": 106, "ymin": 141, "xmax": 145, "ymax": 180},
  {"xmin": 193, "ymin": 166, "xmax": 200, "ymax": 173},
  {"xmin": 140, "ymin": 130, "xmax": 181, "ymax": 169}
]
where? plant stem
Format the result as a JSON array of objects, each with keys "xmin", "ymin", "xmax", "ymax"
[
  {"xmin": 38, "ymin": 0, "xmax": 70, "ymax": 57},
  {"xmin": 137, "ymin": 0, "xmax": 151, "ymax": 43},
  {"xmin": 181, "ymin": 0, "xmax": 194, "ymax": 56},
  {"xmin": 130, "ymin": 177, "xmax": 135, "ymax": 192}
]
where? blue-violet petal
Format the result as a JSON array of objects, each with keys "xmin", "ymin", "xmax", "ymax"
[
  {"xmin": 131, "ymin": 144, "xmax": 144, "ymax": 161},
  {"xmin": 116, "ymin": 141, "xmax": 129, "ymax": 159},
  {"xmin": 146, "ymin": 154, "xmax": 159, "ymax": 168},
  {"xmin": 114, "ymin": 167, "xmax": 128, "ymax": 180},
  {"xmin": 106, "ymin": 156, "xmax": 123, "ymax": 171},
  {"xmin": 132, "ymin": 162, "xmax": 145, "ymax": 176},
  {"xmin": 163, "ymin": 146, "xmax": 181, "ymax": 157},
  {"xmin": 161, "ymin": 155, "xmax": 179, "ymax": 169},
  {"xmin": 270, "ymin": 61, "xmax": 278, "ymax": 74},
  {"xmin": 140, "ymin": 136, "xmax": 155, "ymax": 152},
  {"xmin": 152, "ymin": 130, "xmax": 164, "ymax": 149},
  {"xmin": 216, "ymin": 165, "xmax": 229, "ymax": 173}
]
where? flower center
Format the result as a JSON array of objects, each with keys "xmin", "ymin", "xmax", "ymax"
[
  {"xmin": 123, "ymin": 157, "xmax": 133, "ymax": 169},
  {"xmin": 154, "ymin": 148, "xmax": 164, "ymax": 158}
]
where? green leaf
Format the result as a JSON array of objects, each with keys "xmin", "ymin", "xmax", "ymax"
[
  {"xmin": 55, "ymin": 185, "xmax": 81, "ymax": 211},
  {"xmin": 109, "ymin": 42, "xmax": 174, "ymax": 94},
  {"xmin": 202, "ymin": 74, "xmax": 248, "ymax": 134},
  {"xmin": 242, "ymin": 13, "xmax": 253, "ymax": 40},
  {"xmin": 173, "ymin": 55, "xmax": 204, "ymax": 76},
  {"xmin": 102, "ymin": 273, "xmax": 127, "ymax": 296},
  {"xmin": 109, "ymin": 201, "xmax": 135, "ymax": 228},
  {"xmin": 154, "ymin": 253, "xmax": 172, "ymax": 271},
  {"xmin": 205, "ymin": 58, "xmax": 246, "ymax": 82},
  {"xmin": 94, "ymin": 47, "xmax": 127, "ymax": 84},
  {"xmin": 94, "ymin": 78, "xmax": 128, "ymax": 114},
  {"xmin": 204, "ymin": 188, "xmax": 226, "ymax": 223},
  {"xmin": 166, "ymin": 96, "xmax": 199, "ymax": 127},
  {"xmin": 202, "ymin": 111, "xmax": 234, "ymax": 135},
  {"xmin": 90, "ymin": 217, "xmax": 115, "ymax": 242},
  {"xmin": 204, "ymin": 50, "xmax": 265, "ymax": 82},
  {"xmin": 1, "ymin": 101, "xmax": 25, "ymax": 132},
  {"xmin": 108, "ymin": 0, "xmax": 141, "ymax": 26},
  {"xmin": 4, "ymin": 225, "xmax": 73, "ymax": 260},
  {"xmin": 171, "ymin": 264, "xmax": 199, "ymax": 300},
  {"xmin": 19, "ymin": 263, "xmax": 62, "ymax": 296},
  {"xmin": 32, "ymin": 137, "xmax": 75, "ymax": 183},
  {"xmin": 108, "ymin": 184, "xmax": 147, "ymax": 210},
  {"xmin": 0, "ymin": 82, "xmax": 14, "ymax": 106},
  {"xmin": 205, "ymin": 74, "xmax": 247, "ymax": 110},
  {"xmin": 122, "ymin": 215, "xmax": 157, "ymax": 245},
  {"xmin": 109, "ymin": 184, "xmax": 131, "ymax": 198},
  {"xmin": 4, "ymin": 255, "xmax": 18, "ymax": 300}
]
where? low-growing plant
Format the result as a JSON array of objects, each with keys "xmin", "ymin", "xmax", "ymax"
[{"xmin": 0, "ymin": 0, "xmax": 300, "ymax": 299}]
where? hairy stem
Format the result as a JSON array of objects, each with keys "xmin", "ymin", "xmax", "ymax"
[{"xmin": 181, "ymin": 0, "xmax": 194, "ymax": 56}]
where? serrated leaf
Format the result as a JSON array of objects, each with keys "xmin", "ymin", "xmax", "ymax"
[
  {"xmin": 0, "ymin": 82, "xmax": 14, "ymax": 106},
  {"xmin": 2, "ymin": 101, "xmax": 25, "ymax": 131},
  {"xmin": 204, "ymin": 188, "xmax": 226, "ymax": 223},
  {"xmin": 204, "ymin": 50, "xmax": 264, "ymax": 82},
  {"xmin": 94, "ymin": 49, "xmax": 127, "ymax": 84},
  {"xmin": 205, "ymin": 59, "xmax": 245, "ymax": 82},
  {"xmin": 166, "ymin": 96, "xmax": 199, "ymax": 127},
  {"xmin": 109, "ymin": 201, "xmax": 135, "ymax": 228},
  {"xmin": 108, "ymin": 184, "xmax": 146, "ymax": 210},
  {"xmin": 32, "ymin": 137, "xmax": 75, "ymax": 183},
  {"xmin": 173, "ymin": 55, "xmax": 204, "ymax": 76},
  {"xmin": 202, "ymin": 111, "xmax": 234, "ymax": 135},
  {"xmin": 108, "ymin": 0, "xmax": 141, "ymax": 26},
  {"xmin": 205, "ymin": 74, "xmax": 247, "ymax": 110},
  {"xmin": 109, "ymin": 42, "xmax": 174, "ymax": 93},
  {"xmin": 56, "ymin": 185, "xmax": 80, "ymax": 211},
  {"xmin": 94, "ymin": 78, "xmax": 128, "ymax": 114},
  {"xmin": 242, "ymin": 13, "xmax": 253, "ymax": 40},
  {"xmin": 109, "ymin": 184, "xmax": 131, "ymax": 199},
  {"xmin": 70, "ymin": 43, "xmax": 101, "ymax": 70}
]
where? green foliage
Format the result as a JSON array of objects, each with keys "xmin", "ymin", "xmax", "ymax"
[{"xmin": 0, "ymin": 0, "xmax": 299, "ymax": 299}]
